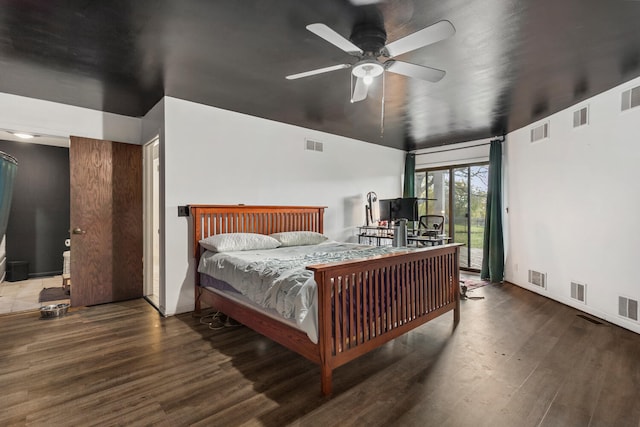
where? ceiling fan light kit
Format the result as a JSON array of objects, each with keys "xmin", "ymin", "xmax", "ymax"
[{"xmin": 352, "ymin": 60, "xmax": 384, "ymax": 85}]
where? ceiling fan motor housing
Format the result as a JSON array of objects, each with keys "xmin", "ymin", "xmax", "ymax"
[{"xmin": 350, "ymin": 24, "xmax": 387, "ymax": 56}]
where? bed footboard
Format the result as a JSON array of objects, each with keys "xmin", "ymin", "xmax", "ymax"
[{"xmin": 307, "ymin": 244, "xmax": 461, "ymax": 395}]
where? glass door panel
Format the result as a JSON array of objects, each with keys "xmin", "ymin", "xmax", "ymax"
[
  {"xmin": 415, "ymin": 171, "xmax": 427, "ymax": 232},
  {"xmin": 453, "ymin": 168, "xmax": 470, "ymax": 267},
  {"xmin": 416, "ymin": 170, "xmax": 449, "ymax": 231},
  {"xmin": 469, "ymin": 165, "xmax": 489, "ymax": 270}
]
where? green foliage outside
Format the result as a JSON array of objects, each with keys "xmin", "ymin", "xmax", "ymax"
[{"xmin": 453, "ymin": 224, "xmax": 484, "ymax": 248}]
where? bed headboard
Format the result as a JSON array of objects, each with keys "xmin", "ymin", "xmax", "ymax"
[{"xmin": 190, "ymin": 205, "xmax": 326, "ymax": 256}]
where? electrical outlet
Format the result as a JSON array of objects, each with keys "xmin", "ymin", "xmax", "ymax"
[{"xmin": 177, "ymin": 205, "xmax": 189, "ymax": 217}]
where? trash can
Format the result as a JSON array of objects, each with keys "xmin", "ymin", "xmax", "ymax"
[{"xmin": 7, "ymin": 261, "xmax": 28, "ymax": 282}]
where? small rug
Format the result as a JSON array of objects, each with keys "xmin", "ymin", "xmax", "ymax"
[
  {"xmin": 460, "ymin": 278, "xmax": 491, "ymax": 291},
  {"xmin": 39, "ymin": 287, "xmax": 70, "ymax": 303}
]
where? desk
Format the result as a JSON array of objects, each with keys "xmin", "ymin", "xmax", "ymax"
[
  {"xmin": 358, "ymin": 226, "xmax": 452, "ymax": 247},
  {"xmin": 408, "ymin": 235, "xmax": 452, "ymax": 246},
  {"xmin": 357, "ymin": 226, "xmax": 393, "ymax": 246}
]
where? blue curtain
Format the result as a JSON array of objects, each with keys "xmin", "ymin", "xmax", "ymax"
[
  {"xmin": 403, "ymin": 153, "xmax": 415, "ymax": 198},
  {"xmin": 481, "ymin": 140, "xmax": 504, "ymax": 282}
]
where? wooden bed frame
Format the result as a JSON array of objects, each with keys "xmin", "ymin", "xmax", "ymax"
[{"xmin": 191, "ymin": 204, "xmax": 460, "ymax": 395}]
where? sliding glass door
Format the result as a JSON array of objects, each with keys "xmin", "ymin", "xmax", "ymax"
[{"xmin": 416, "ymin": 163, "xmax": 488, "ymax": 270}]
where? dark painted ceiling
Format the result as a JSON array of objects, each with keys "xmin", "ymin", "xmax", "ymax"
[{"xmin": 1, "ymin": 0, "xmax": 639, "ymax": 151}]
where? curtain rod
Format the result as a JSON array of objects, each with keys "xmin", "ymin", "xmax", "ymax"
[
  {"xmin": 415, "ymin": 135, "xmax": 505, "ymax": 156},
  {"xmin": 415, "ymin": 141, "xmax": 489, "ymax": 156}
]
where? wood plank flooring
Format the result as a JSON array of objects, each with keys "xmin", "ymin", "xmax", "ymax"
[{"xmin": 1, "ymin": 283, "xmax": 639, "ymax": 426}]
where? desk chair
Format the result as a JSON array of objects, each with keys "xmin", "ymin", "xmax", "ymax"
[{"xmin": 418, "ymin": 215, "xmax": 445, "ymax": 237}]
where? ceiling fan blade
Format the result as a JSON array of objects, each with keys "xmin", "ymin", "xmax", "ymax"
[
  {"xmin": 286, "ymin": 64, "xmax": 351, "ymax": 80},
  {"xmin": 385, "ymin": 60, "xmax": 446, "ymax": 82},
  {"xmin": 351, "ymin": 77, "xmax": 369, "ymax": 102},
  {"xmin": 306, "ymin": 23, "xmax": 363, "ymax": 56},
  {"xmin": 384, "ymin": 20, "xmax": 455, "ymax": 58}
]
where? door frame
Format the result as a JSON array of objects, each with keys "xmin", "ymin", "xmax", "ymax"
[{"xmin": 143, "ymin": 137, "xmax": 161, "ymax": 309}]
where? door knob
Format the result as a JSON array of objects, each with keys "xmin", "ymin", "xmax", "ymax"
[{"xmin": 72, "ymin": 228, "xmax": 86, "ymax": 235}]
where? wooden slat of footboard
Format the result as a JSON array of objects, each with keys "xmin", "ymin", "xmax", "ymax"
[{"xmin": 373, "ymin": 268, "xmax": 379, "ymax": 338}]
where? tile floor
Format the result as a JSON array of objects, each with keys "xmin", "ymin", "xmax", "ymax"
[{"xmin": 0, "ymin": 275, "xmax": 70, "ymax": 315}]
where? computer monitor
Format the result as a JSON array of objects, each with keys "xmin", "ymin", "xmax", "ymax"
[
  {"xmin": 378, "ymin": 199, "xmax": 392, "ymax": 223},
  {"xmin": 394, "ymin": 197, "xmax": 419, "ymax": 221},
  {"xmin": 379, "ymin": 198, "xmax": 419, "ymax": 222}
]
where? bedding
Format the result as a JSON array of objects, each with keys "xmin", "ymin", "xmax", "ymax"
[{"xmin": 198, "ymin": 241, "xmax": 405, "ymax": 343}]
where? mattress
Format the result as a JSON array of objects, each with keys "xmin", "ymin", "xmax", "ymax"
[
  {"xmin": 199, "ymin": 273, "xmax": 301, "ymax": 330},
  {"xmin": 197, "ymin": 241, "xmax": 404, "ymax": 343}
]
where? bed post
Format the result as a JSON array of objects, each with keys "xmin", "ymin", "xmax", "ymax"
[
  {"xmin": 318, "ymin": 207, "xmax": 325, "ymax": 234},
  {"xmin": 194, "ymin": 284, "xmax": 202, "ymax": 314},
  {"xmin": 321, "ymin": 364, "xmax": 333, "ymax": 396},
  {"xmin": 315, "ymin": 269, "xmax": 334, "ymax": 396},
  {"xmin": 453, "ymin": 245, "xmax": 461, "ymax": 325},
  {"xmin": 192, "ymin": 205, "xmax": 202, "ymax": 314}
]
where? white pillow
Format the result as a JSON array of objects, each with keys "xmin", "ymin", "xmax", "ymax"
[
  {"xmin": 200, "ymin": 233, "xmax": 281, "ymax": 252},
  {"xmin": 269, "ymin": 231, "xmax": 328, "ymax": 247}
]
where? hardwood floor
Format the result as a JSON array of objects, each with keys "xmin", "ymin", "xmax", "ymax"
[{"xmin": 1, "ymin": 282, "xmax": 639, "ymax": 426}]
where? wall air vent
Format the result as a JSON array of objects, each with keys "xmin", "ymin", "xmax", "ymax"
[
  {"xmin": 619, "ymin": 296, "xmax": 638, "ymax": 321},
  {"xmin": 573, "ymin": 106, "xmax": 589, "ymax": 128},
  {"xmin": 528, "ymin": 270, "xmax": 547, "ymax": 289},
  {"xmin": 621, "ymin": 86, "xmax": 640, "ymax": 111},
  {"xmin": 305, "ymin": 138, "xmax": 323, "ymax": 152},
  {"xmin": 570, "ymin": 281, "xmax": 586, "ymax": 303},
  {"xmin": 530, "ymin": 122, "xmax": 549, "ymax": 142}
]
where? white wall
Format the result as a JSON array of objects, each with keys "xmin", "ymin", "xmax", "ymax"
[
  {"xmin": 0, "ymin": 92, "xmax": 141, "ymax": 144},
  {"xmin": 412, "ymin": 76, "xmax": 640, "ymax": 335},
  {"xmin": 505, "ymin": 76, "xmax": 640, "ymax": 334},
  {"xmin": 162, "ymin": 97, "xmax": 405, "ymax": 315}
]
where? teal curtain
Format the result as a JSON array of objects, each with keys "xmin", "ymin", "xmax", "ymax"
[
  {"xmin": 481, "ymin": 140, "xmax": 504, "ymax": 282},
  {"xmin": 403, "ymin": 153, "xmax": 415, "ymax": 198}
]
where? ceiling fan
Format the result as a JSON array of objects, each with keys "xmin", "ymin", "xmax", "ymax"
[{"xmin": 286, "ymin": 20, "xmax": 455, "ymax": 103}]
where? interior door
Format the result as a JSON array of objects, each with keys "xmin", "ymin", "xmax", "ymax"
[{"xmin": 69, "ymin": 136, "xmax": 142, "ymax": 306}]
